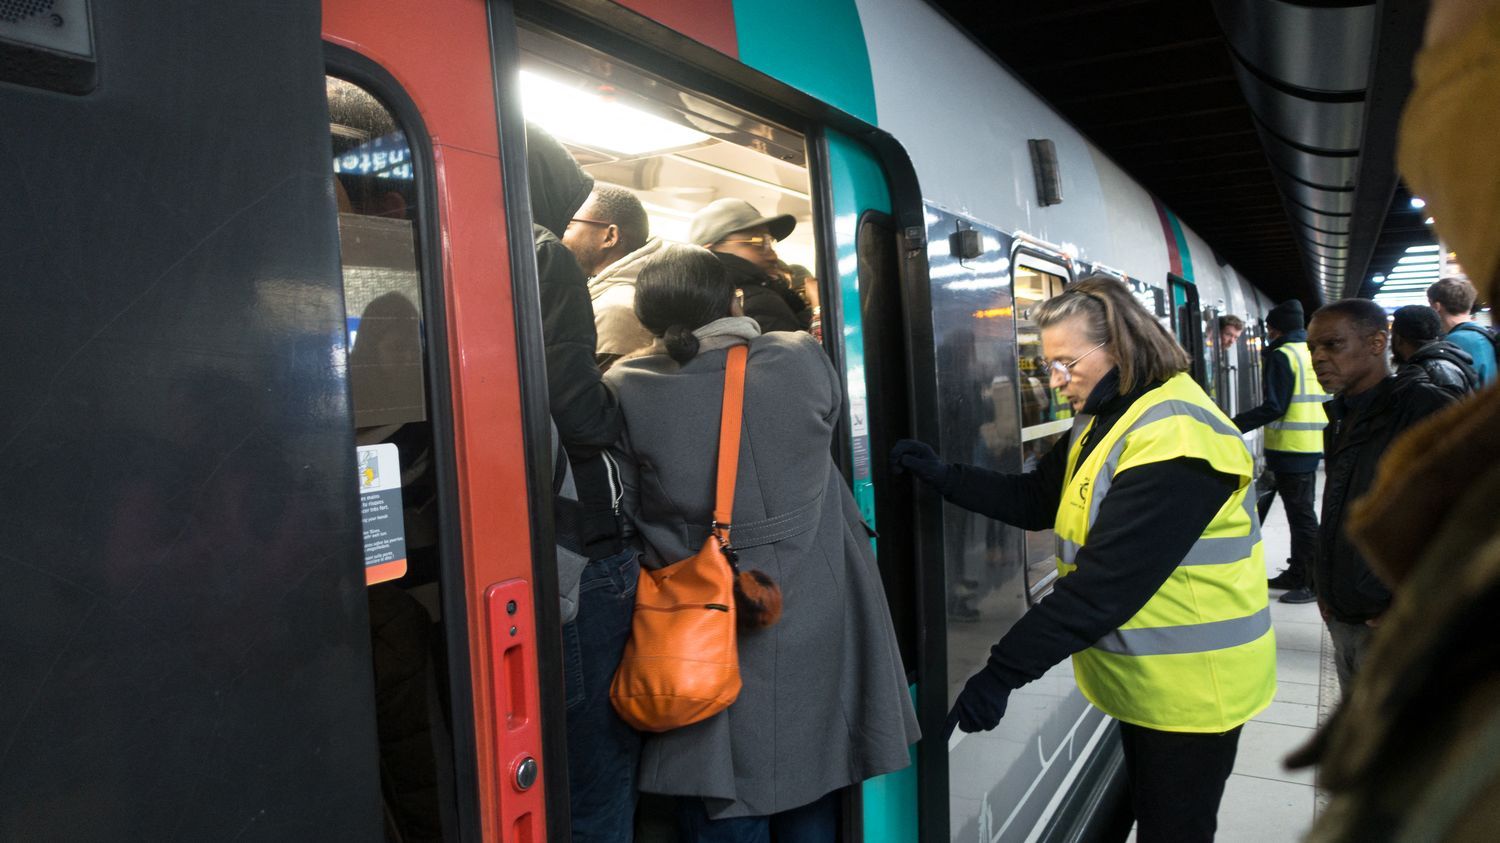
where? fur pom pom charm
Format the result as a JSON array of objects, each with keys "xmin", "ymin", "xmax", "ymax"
[{"xmin": 734, "ymin": 568, "xmax": 783, "ymax": 629}]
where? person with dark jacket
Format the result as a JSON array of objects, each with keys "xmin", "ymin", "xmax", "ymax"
[
  {"xmin": 688, "ymin": 198, "xmax": 812, "ymax": 334},
  {"xmin": 894, "ymin": 276, "xmax": 1274, "ymax": 843},
  {"xmin": 1305, "ymin": 299, "xmax": 1457, "ymax": 696},
  {"xmin": 1427, "ymin": 276, "xmax": 1497, "ymax": 386},
  {"xmin": 1232, "ymin": 299, "xmax": 1327, "ymax": 604},
  {"xmin": 525, "ymin": 123, "xmax": 640, "ymax": 842},
  {"xmin": 1390, "ymin": 304, "xmax": 1480, "ymax": 396}
]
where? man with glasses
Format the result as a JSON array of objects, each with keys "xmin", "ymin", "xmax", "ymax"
[
  {"xmin": 689, "ymin": 198, "xmax": 812, "ymax": 333},
  {"xmin": 562, "ymin": 184, "xmax": 664, "ymax": 369}
]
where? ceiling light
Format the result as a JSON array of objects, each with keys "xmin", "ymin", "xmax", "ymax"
[
  {"xmin": 1410, "ymin": 197, "xmax": 1427, "ymax": 210},
  {"xmin": 1425, "ymin": 217, "xmax": 1436, "ymax": 225},
  {"xmin": 520, "ymin": 70, "xmax": 709, "ymax": 155},
  {"xmin": 1396, "ymin": 256, "xmax": 1441, "ymax": 266},
  {"xmin": 1404, "ymin": 244, "xmax": 1440, "ymax": 253}
]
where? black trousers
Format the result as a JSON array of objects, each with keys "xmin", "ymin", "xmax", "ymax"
[
  {"xmin": 1119, "ymin": 722, "xmax": 1242, "ymax": 843},
  {"xmin": 1257, "ymin": 470, "xmax": 1319, "ymax": 583}
]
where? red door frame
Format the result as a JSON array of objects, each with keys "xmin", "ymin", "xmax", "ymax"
[{"xmin": 323, "ymin": 2, "xmax": 546, "ymax": 840}]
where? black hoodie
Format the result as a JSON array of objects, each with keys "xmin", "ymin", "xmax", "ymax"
[
  {"xmin": 1397, "ymin": 339, "xmax": 1479, "ymax": 396},
  {"xmin": 526, "ymin": 124, "xmax": 624, "ymax": 556}
]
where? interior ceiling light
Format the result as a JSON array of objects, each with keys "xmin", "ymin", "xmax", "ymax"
[
  {"xmin": 1396, "ymin": 255, "xmax": 1442, "ymax": 266},
  {"xmin": 520, "ymin": 70, "xmax": 709, "ymax": 155},
  {"xmin": 1405, "ymin": 244, "xmax": 1441, "ymax": 253},
  {"xmin": 1410, "ymin": 196, "xmax": 1427, "ymax": 210}
]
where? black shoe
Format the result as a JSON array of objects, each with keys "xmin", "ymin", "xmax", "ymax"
[
  {"xmin": 1279, "ymin": 586, "xmax": 1316, "ymax": 604},
  {"xmin": 1268, "ymin": 570, "xmax": 1303, "ymax": 590}
]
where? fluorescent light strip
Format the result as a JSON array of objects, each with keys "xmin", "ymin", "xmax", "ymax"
[
  {"xmin": 1404, "ymin": 245, "xmax": 1441, "ymax": 253},
  {"xmin": 520, "ymin": 70, "xmax": 709, "ymax": 156}
]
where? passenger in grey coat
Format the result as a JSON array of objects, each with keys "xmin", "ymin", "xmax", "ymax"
[{"xmin": 604, "ymin": 244, "xmax": 919, "ymax": 828}]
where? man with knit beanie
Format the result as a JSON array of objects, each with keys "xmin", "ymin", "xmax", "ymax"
[{"xmin": 1233, "ymin": 299, "xmax": 1328, "ymax": 604}]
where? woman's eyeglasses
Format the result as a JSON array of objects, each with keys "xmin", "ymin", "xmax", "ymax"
[{"xmin": 1046, "ymin": 341, "xmax": 1107, "ymax": 385}]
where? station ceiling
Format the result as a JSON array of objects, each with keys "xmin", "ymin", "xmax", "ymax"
[{"xmin": 928, "ymin": 0, "xmax": 1435, "ymax": 308}]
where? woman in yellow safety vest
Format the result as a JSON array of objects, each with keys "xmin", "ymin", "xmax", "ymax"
[{"xmin": 892, "ymin": 275, "xmax": 1275, "ymax": 843}]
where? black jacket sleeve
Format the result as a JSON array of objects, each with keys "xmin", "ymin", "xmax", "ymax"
[
  {"xmin": 1233, "ymin": 348, "xmax": 1293, "ymax": 432},
  {"xmin": 536, "ymin": 236, "xmax": 622, "ymax": 458},
  {"xmin": 938, "ymin": 435, "xmax": 1070, "ymax": 531},
  {"xmin": 983, "ymin": 457, "xmax": 1240, "ymax": 689}
]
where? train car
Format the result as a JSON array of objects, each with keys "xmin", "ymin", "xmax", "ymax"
[{"xmin": 0, "ymin": 1, "xmax": 1274, "ymax": 841}]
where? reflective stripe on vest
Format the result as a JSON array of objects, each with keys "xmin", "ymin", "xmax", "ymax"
[
  {"xmin": 1055, "ymin": 373, "xmax": 1277, "ymax": 732},
  {"xmin": 1265, "ymin": 342, "xmax": 1328, "ymax": 454}
]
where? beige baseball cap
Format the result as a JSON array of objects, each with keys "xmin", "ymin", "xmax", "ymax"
[{"xmin": 687, "ymin": 198, "xmax": 796, "ymax": 246}]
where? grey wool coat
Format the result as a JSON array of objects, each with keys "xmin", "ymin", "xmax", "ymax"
[{"xmin": 605, "ymin": 324, "xmax": 919, "ymax": 819}]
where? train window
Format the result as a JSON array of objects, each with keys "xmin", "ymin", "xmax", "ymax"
[
  {"xmin": 327, "ymin": 73, "xmax": 457, "ymax": 841},
  {"xmin": 516, "ymin": 29, "xmax": 820, "ymax": 339},
  {"xmin": 1168, "ymin": 276, "xmax": 1206, "ymax": 386},
  {"xmin": 1014, "ymin": 257, "xmax": 1072, "ymax": 601}
]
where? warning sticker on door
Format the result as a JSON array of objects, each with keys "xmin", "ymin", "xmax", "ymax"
[{"xmin": 358, "ymin": 443, "xmax": 407, "ymax": 585}]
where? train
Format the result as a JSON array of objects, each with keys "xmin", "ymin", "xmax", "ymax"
[{"xmin": 0, "ymin": 0, "xmax": 1276, "ymax": 841}]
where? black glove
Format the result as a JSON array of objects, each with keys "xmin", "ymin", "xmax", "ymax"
[
  {"xmin": 889, "ymin": 439, "xmax": 953, "ymax": 493},
  {"xmin": 946, "ymin": 664, "xmax": 1012, "ymax": 738}
]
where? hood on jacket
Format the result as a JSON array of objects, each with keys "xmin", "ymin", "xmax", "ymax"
[
  {"xmin": 1409, "ymin": 339, "xmax": 1475, "ymax": 368},
  {"xmin": 1264, "ymin": 328, "xmax": 1307, "ymax": 355},
  {"xmin": 588, "ymin": 237, "xmax": 666, "ymax": 300},
  {"xmin": 526, "ymin": 122, "xmax": 593, "ymax": 238}
]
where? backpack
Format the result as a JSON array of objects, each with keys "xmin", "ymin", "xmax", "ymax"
[{"xmin": 1452, "ymin": 321, "xmax": 1500, "ymax": 358}]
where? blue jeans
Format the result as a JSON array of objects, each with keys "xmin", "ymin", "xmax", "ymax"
[
  {"xmin": 563, "ymin": 549, "xmax": 642, "ymax": 842},
  {"xmin": 677, "ymin": 791, "xmax": 839, "ymax": 843}
]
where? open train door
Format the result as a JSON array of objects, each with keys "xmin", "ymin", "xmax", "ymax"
[{"xmin": 2, "ymin": 4, "xmax": 383, "ymax": 838}]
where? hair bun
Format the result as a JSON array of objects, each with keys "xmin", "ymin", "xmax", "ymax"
[{"xmin": 663, "ymin": 325, "xmax": 700, "ymax": 363}]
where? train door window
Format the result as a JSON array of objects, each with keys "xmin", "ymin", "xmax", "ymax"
[
  {"xmin": 1169, "ymin": 276, "xmax": 1205, "ymax": 386},
  {"xmin": 516, "ymin": 30, "xmax": 819, "ymax": 363},
  {"xmin": 1014, "ymin": 255, "xmax": 1072, "ymax": 601},
  {"xmin": 1201, "ymin": 305, "xmax": 1221, "ymax": 406},
  {"xmin": 328, "ymin": 74, "xmax": 459, "ymax": 842}
]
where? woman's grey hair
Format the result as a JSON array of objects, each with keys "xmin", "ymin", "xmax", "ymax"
[{"xmin": 1033, "ymin": 274, "xmax": 1191, "ymax": 393}]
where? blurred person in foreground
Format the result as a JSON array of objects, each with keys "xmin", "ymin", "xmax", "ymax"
[{"xmin": 1292, "ymin": 0, "xmax": 1500, "ymax": 839}]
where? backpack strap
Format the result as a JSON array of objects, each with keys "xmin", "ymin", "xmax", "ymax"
[{"xmin": 712, "ymin": 345, "xmax": 748, "ymax": 542}]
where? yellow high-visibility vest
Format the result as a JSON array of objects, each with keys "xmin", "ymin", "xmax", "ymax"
[
  {"xmin": 1264, "ymin": 341, "xmax": 1327, "ymax": 454},
  {"xmin": 1056, "ymin": 373, "xmax": 1276, "ymax": 733}
]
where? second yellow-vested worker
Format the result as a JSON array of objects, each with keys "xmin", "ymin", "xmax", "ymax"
[
  {"xmin": 1264, "ymin": 339, "xmax": 1328, "ymax": 454},
  {"xmin": 892, "ymin": 275, "xmax": 1278, "ymax": 843},
  {"xmin": 1058, "ymin": 372, "xmax": 1275, "ymax": 732}
]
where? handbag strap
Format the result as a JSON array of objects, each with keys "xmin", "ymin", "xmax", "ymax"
[{"xmin": 712, "ymin": 344, "xmax": 749, "ymax": 538}]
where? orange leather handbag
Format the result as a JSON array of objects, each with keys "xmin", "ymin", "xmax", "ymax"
[{"xmin": 610, "ymin": 344, "xmax": 750, "ymax": 732}]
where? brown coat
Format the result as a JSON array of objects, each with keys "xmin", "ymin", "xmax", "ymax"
[{"xmin": 1297, "ymin": 387, "xmax": 1500, "ymax": 841}]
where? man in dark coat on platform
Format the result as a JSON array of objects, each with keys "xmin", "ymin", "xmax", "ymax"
[{"xmin": 1305, "ymin": 299, "xmax": 1456, "ymax": 696}]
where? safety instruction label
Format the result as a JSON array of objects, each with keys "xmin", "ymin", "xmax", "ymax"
[{"xmin": 358, "ymin": 443, "xmax": 407, "ymax": 585}]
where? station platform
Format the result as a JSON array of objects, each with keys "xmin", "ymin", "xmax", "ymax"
[{"xmin": 1131, "ymin": 472, "xmax": 1335, "ymax": 842}]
